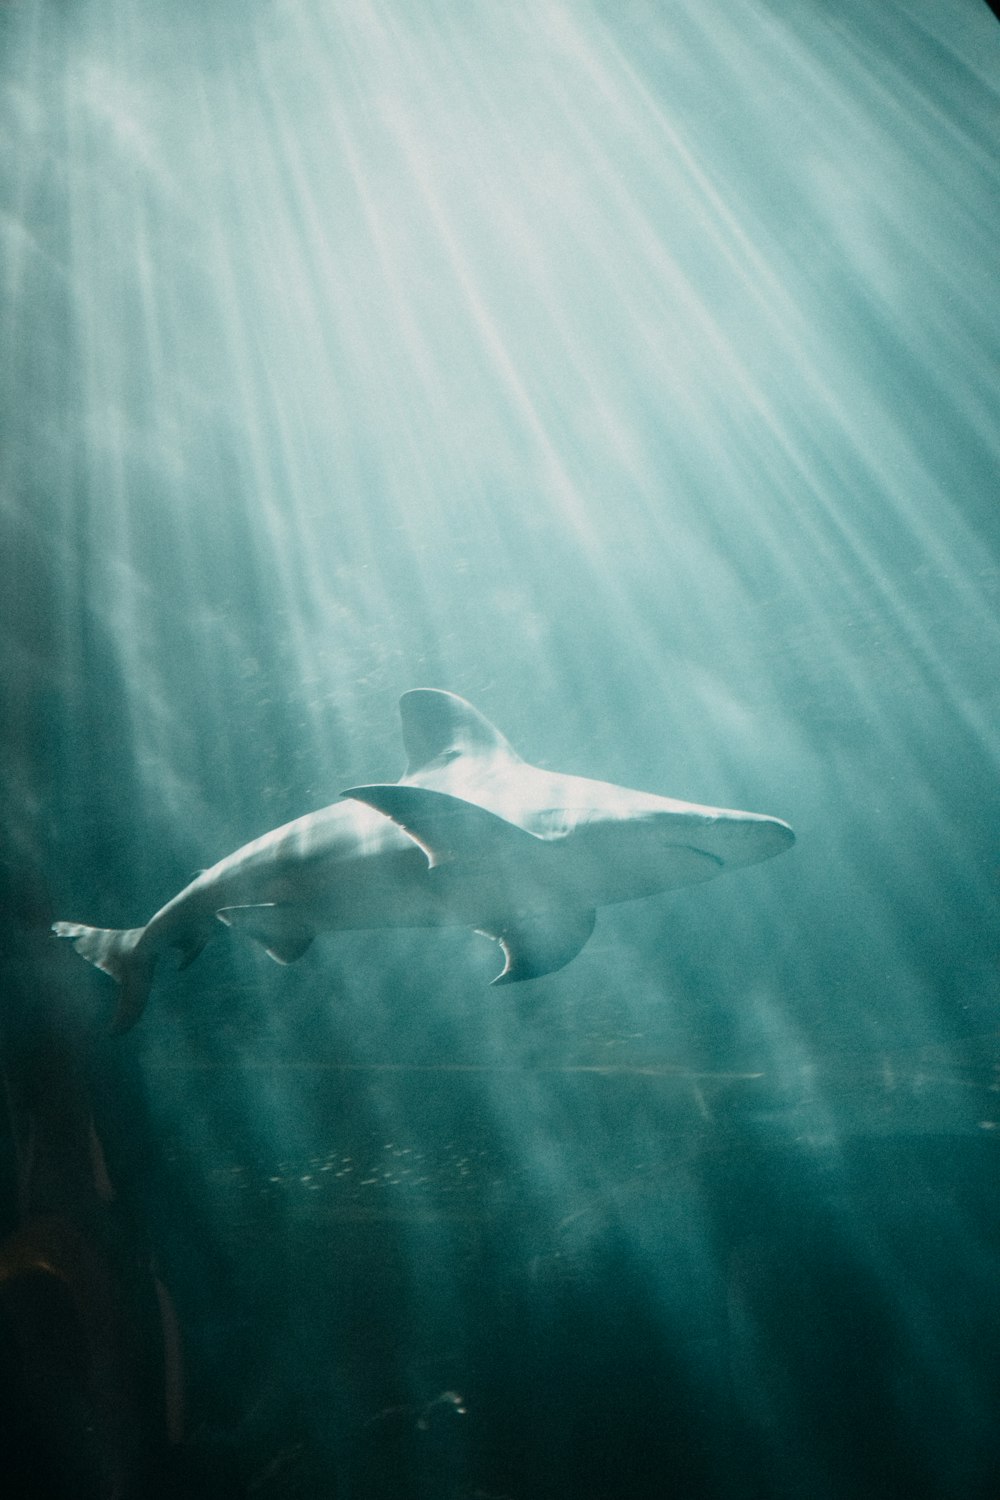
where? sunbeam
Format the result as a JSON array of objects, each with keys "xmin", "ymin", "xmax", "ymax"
[{"xmin": 2, "ymin": 0, "xmax": 999, "ymax": 1495}]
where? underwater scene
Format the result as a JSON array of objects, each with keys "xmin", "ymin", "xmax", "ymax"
[{"xmin": 2, "ymin": 1, "xmax": 999, "ymax": 1495}]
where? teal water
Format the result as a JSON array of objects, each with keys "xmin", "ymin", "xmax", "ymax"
[{"xmin": 2, "ymin": 2, "xmax": 999, "ymax": 1496}]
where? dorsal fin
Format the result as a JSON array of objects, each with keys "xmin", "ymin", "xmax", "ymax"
[{"xmin": 399, "ymin": 690, "xmax": 522, "ymax": 775}]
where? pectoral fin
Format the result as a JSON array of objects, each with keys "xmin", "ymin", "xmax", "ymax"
[
  {"xmin": 343, "ymin": 784, "xmax": 544, "ymax": 867},
  {"xmin": 481, "ymin": 906, "xmax": 596, "ymax": 984},
  {"xmin": 216, "ymin": 904, "xmax": 315, "ymax": 964}
]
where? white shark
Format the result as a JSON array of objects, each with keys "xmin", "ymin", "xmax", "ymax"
[{"xmin": 53, "ymin": 689, "xmax": 794, "ymax": 1032}]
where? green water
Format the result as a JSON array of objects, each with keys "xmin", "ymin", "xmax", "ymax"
[{"xmin": 2, "ymin": 2, "xmax": 999, "ymax": 1496}]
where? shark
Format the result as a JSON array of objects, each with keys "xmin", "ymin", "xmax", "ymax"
[{"xmin": 53, "ymin": 689, "xmax": 794, "ymax": 1032}]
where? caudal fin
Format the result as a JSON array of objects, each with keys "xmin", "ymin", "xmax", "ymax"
[{"xmin": 52, "ymin": 922, "xmax": 155, "ymax": 1033}]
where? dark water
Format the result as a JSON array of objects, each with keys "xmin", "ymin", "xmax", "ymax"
[{"xmin": 3, "ymin": 1, "xmax": 1000, "ymax": 1495}]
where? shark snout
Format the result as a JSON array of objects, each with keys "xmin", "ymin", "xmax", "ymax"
[
  {"xmin": 695, "ymin": 810, "xmax": 795, "ymax": 868},
  {"xmin": 750, "ymin": 814, "xmax": 796, "ymax": 857}
]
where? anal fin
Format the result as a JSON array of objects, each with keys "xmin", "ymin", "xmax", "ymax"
[
  {"xmin": 216, "ymin": 904, "xmax": 315, "ymax": 965},
  {"xmin": 481, "ymin": 906, "xmax": 596, "ymax": 985}
]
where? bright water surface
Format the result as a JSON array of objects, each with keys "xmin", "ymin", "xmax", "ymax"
[{"xmin": 2, "ymin": 2, "xmax": 1000, "ymax": 1496}]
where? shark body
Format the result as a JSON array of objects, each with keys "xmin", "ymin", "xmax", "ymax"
[{"xmin": 53, "ymin": 689, "xmax": 794, "ymax": 1031}]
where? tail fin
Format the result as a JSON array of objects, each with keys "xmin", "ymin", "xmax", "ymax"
[{"xmin": 52, "ymin": 922, "xmax": 155, "ymax": 1033}]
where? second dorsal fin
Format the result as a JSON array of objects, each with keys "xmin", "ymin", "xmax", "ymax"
[{"xmin": 399, "ymin": 690, "xmax": 522, "ymax": 776}]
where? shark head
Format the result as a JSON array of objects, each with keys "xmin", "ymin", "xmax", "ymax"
[
  {"xmin": 527, "ymin": 793, "xmax": 795, "ymax": 903},
  {"xmin": 683, "ymin": 805, "xmax": 796, "ymax": 868}
]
